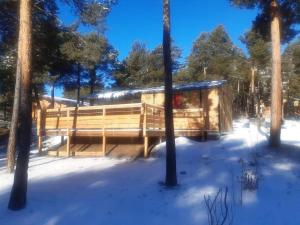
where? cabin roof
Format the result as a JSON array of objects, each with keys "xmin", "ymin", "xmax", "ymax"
[
  {"xmin": 41, "ymin": 95, "xmax": 89, "ymax": 106},
  {"xmin": 90, "ymin": 80, "xmax": 227, "ymax": 100}
]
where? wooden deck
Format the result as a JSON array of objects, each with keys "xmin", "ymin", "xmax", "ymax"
[
  {"xmin": 48, "ymin": 142, "xmax": 159, "ymax": 158},
  {"xmin": 49, "ymin": 143, "xmax": 145, "ymax": 158},
  {"xmin": 37, "ymin": 103, "xmax": 212, "ymax": 158}
]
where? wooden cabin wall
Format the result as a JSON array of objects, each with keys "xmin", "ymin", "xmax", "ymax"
[
  {"xmin": 204, "ymin": 89, "xmax": 220, "ymax": 131},
  {"xmin": 219, "ymin": 86, "xmax": 233, "ymax": 132},
  {"xmin": 141, "ymin": 89, "xmax": 222, "ymax": 133},
  {"xmin": 141, "ymin": 93, "xmax": 164, "ymax": 106}
]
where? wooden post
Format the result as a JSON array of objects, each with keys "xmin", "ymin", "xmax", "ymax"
[
  {"xmin": 66, "ymin": 129, "xmax": 70, "ymax": 157},
  {"xmin": 144, "ymin": 136, "xmax": 149, "ymax": 158},
  {"xmin": 66, "ymin": 109, "xmax": 70, "ymax": 156},
  {"xmin": 38, "ymin": 136, "xmax": 42, "ymax": 153},
  {"xmin": 143, "ymin": 104, "xmax": 147, "ymax": 137},
  {"xmin": 102, "ymin": 107, "xmax": 106, "ymax": 156},
  {"xmin": 143, "ymin": 104, "xmax": 149, "ymax": 157},
  {"xmin": 159, "ymin": 136, "xmax": 163, "ymax": 143},
  {"xmin": 60, "ymin": 136, "xmax": 64, "ymax": 146},
  {"xmin": 37, "ymin": 109, "xmax": 42, "ymax": 153}
]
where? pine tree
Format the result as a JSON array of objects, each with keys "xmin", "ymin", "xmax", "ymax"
[
  {"xmin": 6, "ymin": 0, "xmax": 117, "ymax": 210},
  {"xmin": 188, "ymin": 32, "xmax": 210, "ymax": 81},
  {"xmin": 187, "ymin": 25, "xmax": 243, "ymax": 81},
  {"xmin": 163, "ymin": 0, "xmax": 177, "ymax": 187},
  {"xmin": 8, "ymin": 0, "xmax": 32, "ymax": 210},
  {"xmin": 115, "ymin": 42, "xmax": 181, "ymax": 88},
  {"xmin": 81, "ymin": 33, "xmax": 118, "ymax": 105},
  {"xmin": 241, "ymin": 30, "xmax": 271, "ymax": 117},
  {"xmin": 230, "ymin": 0, "xmax": 300, "ymax": 147},
  {"xmin": 282, "ymin": 38, "xmax": 300, "ymax": 116},
  {"xmin": 2, "ymin": 0, "xmax": 68, "ymax": 171}
]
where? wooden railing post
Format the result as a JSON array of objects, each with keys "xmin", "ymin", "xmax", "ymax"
[
  {"xmin": 143, "ymin": 103, "xmax": 147, "ymax": 137},
  {"xmin": 143, "ymin": 104, "xmax": 149, "ymax": 157},
  {"xmin": 102, "ymin": 107, "xmax": 106, "ymax": 156},
  {"xmin": 66, "ymin": 109, "xmax": 71, "ymax": 156},
  {"xmin": 37, "ymin": 109, "xmax": 42, "ymax": 153}
]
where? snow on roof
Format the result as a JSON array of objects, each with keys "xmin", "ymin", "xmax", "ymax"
[
  {"xmin": 42, "ymin": 95, "xmax": 89, "ymax": 106},
  {"xmin": 91, "ymin": 80, "xmax": 227, "ymax": 100}
]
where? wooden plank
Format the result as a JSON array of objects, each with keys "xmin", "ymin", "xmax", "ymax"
[
  {"xmin": 46, "ymin": 103, "xmax": 143, "ymax": 113},
  {"xmin": 75, "ymin": 151, "xmax": 104, "ymax": 157},
  {"xmin": 48, "ymin": 150, "xmax": 59, "ymax": 157}
]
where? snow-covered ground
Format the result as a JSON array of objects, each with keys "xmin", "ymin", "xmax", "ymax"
[{"xmin": 1, "ymin": 119, "xmax": 300, "ymax": 225}]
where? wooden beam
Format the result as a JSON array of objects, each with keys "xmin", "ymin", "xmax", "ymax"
[
  {"xmin": 66, "ymin": 109, "xmax": 71, "ymax": 156},
  {"xmin": 37, "ymin": 109, "xmax": 43, "ymax": 153},
  {"xmin": 102, "ymin": 136, "xmax": 106, "ymax": 156},
  {"xmin": 61, "ymin": 136, "xmax": 64, "ymax": 146},
  {"xmin": 38, "ymin": 136, "xmax": 42, "ymax": 153},
  {"xmin": 159, "ymin": 136, "xmax": 163, "ymax": 143},
  {"xmin": 143, "ymin": 103, "xmax": 147, "ymax": 137},
  {"xmin": 144, "ymin": 136, "xmax": 149, "ymax": 158},
  {"xmin": 102, "ymin": 107, "xmax": 106, "ymax": 156},
  {"xmin": 66, "ymin": 130, "xmax": 70, "ymax": 157}
]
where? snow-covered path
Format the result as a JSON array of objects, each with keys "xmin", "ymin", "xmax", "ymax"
[{"xmin": 0, "ymin": 119, "xmax": 300, "ymax": 225}]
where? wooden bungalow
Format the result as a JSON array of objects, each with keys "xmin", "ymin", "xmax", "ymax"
[{"xmin": 37, "ymin": 80, "xmax": 232, "ymax": 158}]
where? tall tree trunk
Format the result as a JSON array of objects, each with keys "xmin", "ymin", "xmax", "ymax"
[
  {"xmin": 77, "ymin": 64, "xmax": 81, "ymax": 106},
  {"xmin": 8, "ymin": 0, "xmax": 32, "ymax": 210},
  {"xmin": 89, "ymin": 68, "xmax": 96, "ymax": 106},
  {"xmin": 163, "ymin": 0, "xmax": 177, "ymax": 187},
  {"xmin": 6, "ymin": 59, "xmax": 21, "ymax": 173},
  {"xmin": 4, "ymin": 102, "xmax": 7, "ymax": 121},
  {"xmin": 250, "ymin": 67, "xmax": 256, "ymax": 117},
  {"xmin": 270, "ymin": 0, "xmax": 282, "ymax": 147},
  {"xmin": 50, "ymin": 83, "xmax": 55, "ymax": 109}
]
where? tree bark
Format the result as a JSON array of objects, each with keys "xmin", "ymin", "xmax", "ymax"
[
  {"xmin": 33, "ymin": 85, "xmax": 41, "ymax": 110},
  {"xmin": 7, "ymin": 59, "xmax": 21, "ymax": 173},
  {"xmin": 77, "ymin": 64, "xmax": 81, "ymax": 106},
  {"xmin": 163, "ymin": 0, "xmax": 177, "ymax": 187},
  {"xmin": 250, "ymin": 67, "xmax": 256, "ymax": 117},
  {"xmin": 8, "ymin": 0, "xmax": 32, "ymax": 210},
  {"xmin": 89, "ymin": 68, "xmax": 96, "ymax": 106},
  {"xmin": 269, "ymin": 0, "xmax": 282, "ymax": 147},
  {"xmin": 4, "ymin": 102, "xmax": 7, "ymax": 121},
  {"xmin": 50, "ymin": 83, "xmax": 55, "ymax": 109}
]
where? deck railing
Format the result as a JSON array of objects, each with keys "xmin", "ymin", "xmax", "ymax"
[
  {"xmin": 37, "ymin": 103, "xmax": 166, "ymax": 157},
  {"xmin": 37, "ymin": 103, "xmax": 209, "ymax": 157}
]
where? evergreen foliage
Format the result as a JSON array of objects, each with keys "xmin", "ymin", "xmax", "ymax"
[
  {"xmin": 230, "ymin": 0, "xmax": 300, "ymax": 43},
  {"xmin": 114, "ymin": 41, "xmax": 181, "ymax": 88},
  {"xmin": 187, "ymin": 25, "xmax": 247, "ymax": 82}
]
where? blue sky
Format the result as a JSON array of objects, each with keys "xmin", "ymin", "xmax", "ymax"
[
  {"xmin": 58, "ymin": 0, "xmax": 259, "ymax": 61},
  {"xmin": 53, "ymin": 1, "xmax": 258, "ymax": 97}
]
